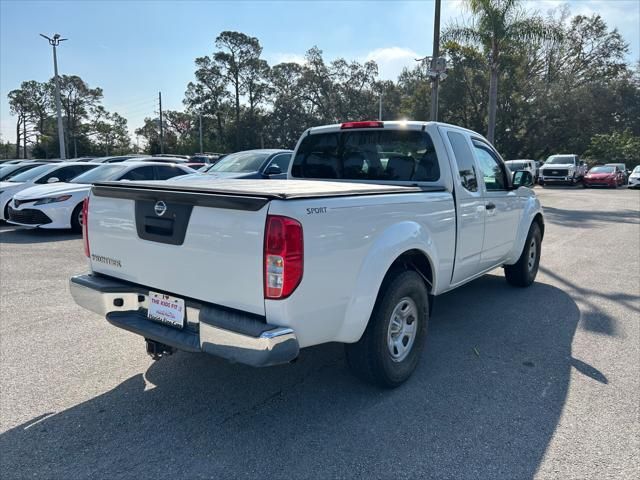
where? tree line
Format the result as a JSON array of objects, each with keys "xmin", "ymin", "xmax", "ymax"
[
  {"xmin": 5, "ymin": 1, "xmax": 640, "ymax": 166},
  {"xmin": 6, "ymin": 76, "xmax": 130, "ymax": 159}
]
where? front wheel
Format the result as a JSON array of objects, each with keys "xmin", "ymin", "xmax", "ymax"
[
  {"xmin": 70, "ymin": 203, "xmax": 83, "ymax": 233},
  {"xmin": 345, "ymin": 270, "xmax": 429, "ymax": 388},
  {"xmin": 504, "ymin": 222, "xmax": 542, "ymax": 287}
]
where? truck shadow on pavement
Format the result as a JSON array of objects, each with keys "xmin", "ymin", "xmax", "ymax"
[
  {"xmin": 542, "ymin": 206, "xmax": 640, "ymax": 228},
  {"xmin": 0, "ymin": 274, "xmax": 604, "ymax": 479},
  {"xmin": 0, "ymin": 225, "xmax": 80, "ymax": 243}
]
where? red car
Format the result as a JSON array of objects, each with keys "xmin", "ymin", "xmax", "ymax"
[{"xmin": 583, "ymin": 166, "xmax": 624, "ymax": 188}]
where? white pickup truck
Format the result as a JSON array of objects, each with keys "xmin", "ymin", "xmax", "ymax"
[{"xmin": 70, "ymin": 121, "xmax": 544, "ymax": 387}]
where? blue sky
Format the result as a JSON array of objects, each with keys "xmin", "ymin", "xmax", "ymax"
[{"xmin": 1, "ymin": 0, "xmax": 639, "ymax": 144}]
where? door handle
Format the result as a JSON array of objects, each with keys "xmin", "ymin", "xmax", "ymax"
[{"xmin": 486, "ymin": 203, "xmax": 496, "ymax": 210}]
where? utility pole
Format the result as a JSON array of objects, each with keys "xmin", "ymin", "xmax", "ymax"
[
  {"xmin": 199, "ymin": 113, "xmax": 203, "ymax": 153},
  {"xmin": 158, "ymin": 91, "xmax": 164, "ymax": 154},
  {"xmin": 430, "ymin": 0, "xmax": 441, "ymax": 121},
  {"xmin": 379, "ymin": 93, "xmax": 383, "ymax": 121},
  {"xmin": 40, "ymin": 33, "xmax": 67, "ymax": 159}
]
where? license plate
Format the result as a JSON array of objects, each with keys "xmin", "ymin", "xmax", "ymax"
[{"xmin": 148, "ymin": 291, "xmax": 185, "ymax": 328}]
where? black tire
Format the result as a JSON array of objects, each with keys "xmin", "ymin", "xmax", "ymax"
[
  {"xmin": 2, "ymin": 201, "xmax": 9, "ymax": 222},
  {"xmin": 504, "ymin": 222, "xmax": 542, "ymax": 287},
  {"xmin": 71, "ymin": 203, "xmax": 83, "ymax": 233},
  {"xmin": 345, "ymin": 270, "xmax": 429, "ymax": 388}
]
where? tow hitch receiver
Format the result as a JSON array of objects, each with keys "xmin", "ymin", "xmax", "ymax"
[{"xmin": 145, "ymin": 338, "xmax": 176, "ymax": 360}]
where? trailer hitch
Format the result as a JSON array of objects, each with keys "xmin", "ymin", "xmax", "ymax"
[{"xmin": 145, "ymin": 338, "xmax": 176, "ymax": 360}]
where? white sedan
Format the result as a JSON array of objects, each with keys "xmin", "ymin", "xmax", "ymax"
[
  {"xmin": 6, "ymin": 162, "xmax": 195, "ymax": 231},
  {"xmin": 0, "ymin": 162, "xmax": 98, "ymax": 222},
  {"xmin": 629, "ymin": 165, "xmax": 640, "ymax": 189}
]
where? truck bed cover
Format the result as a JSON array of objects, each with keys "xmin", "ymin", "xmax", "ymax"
[{"xmin": 92, "ymin": 179, "xmax": 444, "ymax": 201}]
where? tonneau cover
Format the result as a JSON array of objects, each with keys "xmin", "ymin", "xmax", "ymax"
[{"xmin": 92, "ymin": 178, "xmax": 440, "ymax": 200}]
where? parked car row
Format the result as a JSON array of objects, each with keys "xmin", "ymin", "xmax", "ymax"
[
  {"xmin": 2, "ymin": 142, "xmax": 636, "ymax": 236},
  {"xmin": 505, "ymin": 153, "xmax": 637, "ymax": 189},
  {"xmin": 0, "ymin": 149, "xmax": 294, "ymax": 232}
]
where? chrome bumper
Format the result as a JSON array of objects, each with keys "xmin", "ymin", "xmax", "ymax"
[
  {"xmin": 70, "ymin": 274, "xmax": 299, "ymax": 367},
  {"xmin": 541, "ymin": 176, "xmax": 571, "ymax": 182}
]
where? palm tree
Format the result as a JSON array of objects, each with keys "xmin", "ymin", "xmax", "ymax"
[{"xmin": 444, "ymin": 0, "xmax": 553, "ymax": 144}]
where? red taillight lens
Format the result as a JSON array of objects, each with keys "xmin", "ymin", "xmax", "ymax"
[
  {"xmin": 340, "ymin": 121, "xmax": 383, "ymax": 129},
  {"xmin": 264, "ymin": 215, "xmax": 303, "ymax": 299},
  {"xmin": 82, "ymin": 197, "xmax": 90, "ymax": 258}
]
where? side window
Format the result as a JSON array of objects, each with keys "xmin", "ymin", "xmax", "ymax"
[
  {"xmin": 472, "ymin": 141, "xmax": 508, "ymax": 191},
  {"xmin": 37, "ymin": 165, "xmax": 94, "ymax": 183},
  {"xmin": 447, "ymin": 131, "xmax": 478, "ymax": 192},
  {"xmin": 154, "ymin": 166, "xmax": 185, "ymax": 180},
  {"xmin": 268, "ymin": 153, "xmax": 292, "ymax": 173},
  {"xmin": 120, "ymin": 166, "xmax": 155, "ymax": 181}
]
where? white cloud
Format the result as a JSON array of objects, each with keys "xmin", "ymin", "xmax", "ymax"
[
  {"xmin": 365, "ymin": 47, "xmax": 420, "ymax": 80},
  {"xmin": 270, "ymin": 53, "xmax": 306, "ymax": 65}
]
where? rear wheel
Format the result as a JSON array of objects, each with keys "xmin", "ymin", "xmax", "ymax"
[
  {"xmin": 71, "ymin": 203, "xmax": 83, "ymax": 233},
  {"xmin": 504, "ymin": 222, "xmax": 542, "ymax": 287},
  {"xmin": 345, "ymin": 270, "xmax": 429, "ymax": 388}
]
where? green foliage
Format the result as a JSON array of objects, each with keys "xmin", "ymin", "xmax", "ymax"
[
  {"xmin": 7, "ymin": 76, "xmax": 130, "ymax": 158},
  {"xmin": 586, "ymin": 130, "xmax": 640, "ymax": 167}
]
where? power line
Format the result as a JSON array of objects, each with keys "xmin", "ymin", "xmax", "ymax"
[{"xmin": 105, "ymin": 97, "xmax": 157, "ymax": 111}]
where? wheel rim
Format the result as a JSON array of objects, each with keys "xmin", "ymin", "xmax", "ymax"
[
  {"xmin": 527, "ymin": 237, "xmax": 537, "ymax": 272},
  {"xmin": 386, "ymin": 297, "xmax": 418, "ymax": 363},
  {"xmin": 78, "ymin": 209, "xmax": 84, "ymax": 226}
]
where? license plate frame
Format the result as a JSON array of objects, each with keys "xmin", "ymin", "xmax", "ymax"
[{"xmin": 147, "ymin": 291, "xmax": 185, "ymax": 329}]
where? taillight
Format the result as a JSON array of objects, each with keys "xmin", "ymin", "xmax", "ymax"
[
  {"xmin": 340, "ymin": 121, "xmax": 383, "ymax": 129},
  {"xmin": 82, "ymin": 197, "xmax": 90, "ymax": 258},
  {"xmin": 264, "ymin": 215, "xmax": 303, "ymax": 299}
]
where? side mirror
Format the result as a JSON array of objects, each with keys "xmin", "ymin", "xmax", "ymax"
[
  {"xmin": 47, "ymin": 177, "xmax": 60, "ymax": 183},
  {"xmin": 513, "ymin": 170, "xmax": 534, "ymax": 188},
  {"xmin": 264, "ymin": 164, "xmax": 282, "ymax": 176}
]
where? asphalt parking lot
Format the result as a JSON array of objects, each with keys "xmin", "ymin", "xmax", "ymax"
[{"xmin": 0, "ymin": 186, "xmax": 638, "ymax": 479}]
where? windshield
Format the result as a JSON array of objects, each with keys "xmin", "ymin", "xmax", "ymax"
[
  {"xmin": 209, "ymin": 151, "xmax": 270, "ymax": 173},
  {"xmin": 6, "ymin": 164, "xmax": 54, "ymax": 182},
  {"xmin": 0, "ymin": 164, "xmax": 38, "ymax": 181},
  {"xmin": 633, "ymin": 166, "xmax": 640, "ymax": 174},
  {"xmin": 506, "ymin": 162, "xmax": 527, "ymax": 171},
  {"xmin": 71, "ymin": 164, "xmax": 128, "ymax": 183},
  {"xmin": 589, "ymin": 166, "xmax": 615, "ymax": 174},
  {"xmin": 292, "ymin": 129, "xmax": 440, "ymax": 181},
  {"xmin": 546, "ymin": 155, "xmax": 576, "ymax": 165}
]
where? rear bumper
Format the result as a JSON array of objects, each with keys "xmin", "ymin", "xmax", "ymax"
[{"xmin": 70, "ymin": 274, "xmax": 299, "ymax": 367}]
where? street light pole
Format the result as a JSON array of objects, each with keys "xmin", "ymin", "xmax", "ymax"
[
  {"xmin": 199, "ymin": 113, "xmax": 203, "ymax": 153},
  {"xmin": 158, "ymin": 91, "xmax": 164, "ymax": 154},
  {"xmin": 40, "ymin": 33, "xmax": 67, "ymax": 160},
  {"xmin": 430, "ymin": 0, "xmax": 441, "ymax": 122}
]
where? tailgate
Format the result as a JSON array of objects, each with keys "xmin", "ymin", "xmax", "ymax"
[{"xmin": 86, "ymin": 184, "xmax": 270, "ymax": 315}]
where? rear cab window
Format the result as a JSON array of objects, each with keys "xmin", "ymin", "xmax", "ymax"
[{"xmin": 291, "ymin": 129, "xmax": 440, "ymax": 182}]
